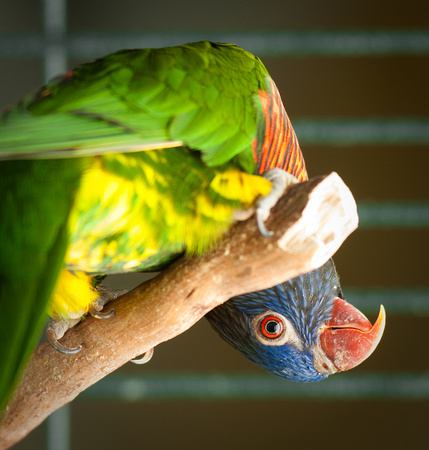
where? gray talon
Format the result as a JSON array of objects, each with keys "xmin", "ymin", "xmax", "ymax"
[
  {"xmin": 47, "ymin": 286, "xmax": 126, "ymax": 355},
  {"xmin": 131, "ymin": 348, "xmax": 155, "ymax": 365},
  {"xmin": 47, "ymin": 327, "xmax": 83, "ymax": 354},
  {"xmin": 89, "ymin": 307, "xmax": 116, "ymax": 319},
  {"xmin": 88, "ymin": 286, "xmax": 127, "ymax": 319},
  {"xmin": 256, "ymin": 211, "xmax": 274, "ymax": 238}
]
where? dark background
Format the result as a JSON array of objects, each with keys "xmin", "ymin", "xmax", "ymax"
[{"xmin": 1, "ymin": 1, "xmax": 428, "ymax": 449}]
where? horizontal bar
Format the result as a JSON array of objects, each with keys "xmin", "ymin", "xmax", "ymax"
[
  {"xmin": 66, "ymin": 30, "xmax": 429, "ymax": 58},
  {"xmin": 345, "ymin": 289, "xmax": 429, "ymax": 315},
  {"xmin": 1, "ymin": 30, "xmax": 429, "ymax": 60},
  {"xmin": 81, "ymin": 373, "xmax": 429, "ymax": 401},
  {"xmin": 358, "ymin": 202, "xmax": 429, "ymax": 228},
  {"xmin": 0, "ymin": 34, "xmax": 44, "ymax": 59},
  {"xmin": 294, "ymin": 119, "xmax": 429, "ymax": 145}
]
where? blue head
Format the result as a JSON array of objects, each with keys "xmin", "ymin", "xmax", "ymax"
[{"xmin": 206, "ymin": 259, "xmax": 342, "ymax": 382}]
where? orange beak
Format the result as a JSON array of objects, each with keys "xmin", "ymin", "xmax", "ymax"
[{"xmin": 320, "ymin": 298, "xmax": 386, "ymax": 372}]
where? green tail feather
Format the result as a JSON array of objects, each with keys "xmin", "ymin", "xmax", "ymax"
[{"xmin": 0, "ymin": 158, "xmax": 86, "ymax": 410}]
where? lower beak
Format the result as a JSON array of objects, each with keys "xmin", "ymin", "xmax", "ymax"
[{"xmin": 320, "ymin": 298, "xmax": 386, "ymax": 372}]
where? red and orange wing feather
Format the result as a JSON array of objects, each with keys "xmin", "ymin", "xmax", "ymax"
[{"xmin": 253, "ymin": 78, "xmax": 307, "ymax": 182}]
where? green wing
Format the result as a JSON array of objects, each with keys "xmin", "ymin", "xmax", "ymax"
[
  {"xmin": 0, "ymin": 41, "xmax": 268, "ymax": 171},
  {"xmin": 0, "ymin": 41, "xmax": 270, "ymax": 409}
]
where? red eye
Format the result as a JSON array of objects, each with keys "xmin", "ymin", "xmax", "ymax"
[{"xmin": 260, "ymin": 316, "xmax": 284, "ymax": 339}]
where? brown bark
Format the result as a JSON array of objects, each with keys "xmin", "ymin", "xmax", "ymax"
[{"xmin": 0, "ymin": 172, "xmax": 358, "ymax": 448}]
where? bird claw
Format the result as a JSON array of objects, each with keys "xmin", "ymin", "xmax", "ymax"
[
  {"xmin": 255, "ymin": 168, "xmax": 299, "ymax": 237},
  {"xmin": 47, "ymin": 286, "xmax": 128, "ymax": 354},
  {"xmin": 89, "ymin": 306, "xmax": 116, "ymax": 319},
  {"xmin": 131, "ymin": 347, "xmax": 155, "ymax": 365},
  {"xmin": 256, "ymin": 212, "xmax": 274, "ymax": 238},
  {"xmin": 88, "ymin": 286, "xmax": 127, "ymax": 319},
  {"xmin": 47, "ymin": 334, "xmax": 83, "ymax": 354},
  {"xmin": 47, "ymin": 319, "xmax": 83, "ymax": 354}
]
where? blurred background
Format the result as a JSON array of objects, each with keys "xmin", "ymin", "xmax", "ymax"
[{"xmin": 1, "ymin": 0, "xmax": 428, "ymax": 448}]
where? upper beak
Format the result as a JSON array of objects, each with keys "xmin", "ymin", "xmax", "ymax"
[{"xmin": 320, "ymin": 298, "xmax": 386, "ymax": 372}]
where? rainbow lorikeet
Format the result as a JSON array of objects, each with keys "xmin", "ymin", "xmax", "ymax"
[{"xmin": 0, "ymin": 41, "xmax": 384, "ymax": 409}]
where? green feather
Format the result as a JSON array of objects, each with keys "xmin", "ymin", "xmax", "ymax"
[
  {"xmin": 0, "ymin": 41, "xmax": 269, "ymax": 171},
  {"xmin": 0, "ymin": 41, "xmax": 272, "ymax": 409},
  {"xmin": 0, "ymin": 158, "xmax": 87, "ymax": 410}
]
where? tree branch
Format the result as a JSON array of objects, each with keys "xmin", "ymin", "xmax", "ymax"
[{"xmin": 0, "ymin": 172, "xmax": 358, "ymax": 448}]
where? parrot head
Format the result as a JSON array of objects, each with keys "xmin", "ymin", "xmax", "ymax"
[{"xmin": 206, "ymin": 259, "xmax": 385, "ymax": 382}]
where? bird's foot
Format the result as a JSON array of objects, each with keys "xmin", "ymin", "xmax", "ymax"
[
  {"xmin": 88, "ymin": 285, "xmax": 127, "ymax": 319},
  {"xmin": 47, "ymin": 286, "xmax": 128, "ymax": 354},
  {"xmin": 233, "ymin": 169, "xmax": 299, "ymax": 237}
]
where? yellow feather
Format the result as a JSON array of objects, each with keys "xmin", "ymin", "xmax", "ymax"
[
  {"xmin": 210, "ymin": 171, "xmax": 272, "ymax": 205},
  {"xmin": 48, "ymin": 270, "xmax": 98, "ymax": 320},
  {"xmin": 50, "ymin": 151, "xmax": 273, "ymax": 319}
]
